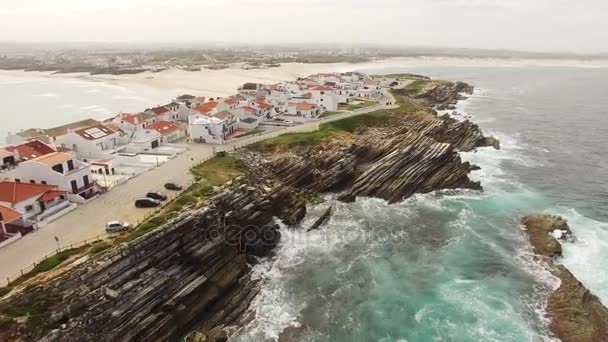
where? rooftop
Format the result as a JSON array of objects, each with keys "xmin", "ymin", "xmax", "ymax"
[
  {"xmin": 146, "ymin": 121, "xmax": 180, "ymax": 136},
  {"xmin": 214, "ymin": 110, "xmax": 234, "ymax": 120},
  {"xmin": 5, "ymin": 140, "xmax": 55, "ymax": 161},
  {"xmin": 16, "ymin": 118, "xmax": 100, "ymax": 142},
  {"xmin": 150, "ymin": 106, "xmax": 170, "ymax": 115},
  {"xmin": 30, "ymin": 152, "xmax": 74, "ymax": 166},
  {"xmin": 0, "ymin": 181, "xmax": 58, "ymax": 204},
  {"xmin": 0, "ymin": 205, "xmax": 21, "ymax": 223},
  {"xmin": 73, "ymin": 124, "xmax": 115, "ymax": 141}
]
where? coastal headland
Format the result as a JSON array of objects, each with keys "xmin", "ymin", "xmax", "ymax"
[{"xmin": 0, "ymin": 76, "xmax": 501, "ymax": 340}]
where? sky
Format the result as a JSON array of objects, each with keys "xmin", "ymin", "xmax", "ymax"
[{"xmin": 0, "ymin": 0, "xmax": 607, "ymax": 53}]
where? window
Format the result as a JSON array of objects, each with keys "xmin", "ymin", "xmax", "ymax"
[
  {"xmin": 41, "ymin": 181, "xmax": 47, "ymax": 185},
  {"xmin": 71, "ymin": 180, "xmax": 78, "ymax": 193},
  {"xmin": 25, "ymin": 205, "xmax": 33, "ymax": 212},
  {"xmin": 15, "ymin": 179, "xmax": 20, "ymax": 183},
  {"xmin": 30, "ymin": 180, "xmax": 35, "ymax": 184},
  {"xmin": 72, "ymin": 144, "xmax": 78, "ymax": 151},
  {"xmin": 52, "ymin": 163, "xmax": 64, "ymax": 173},
  {"xmin": 83, "ymin": 175, "xmax": 90, "ymax": 187},
  {"xmin": 67, "ymin": 160, "xmax": 74, "ymax": 171}
]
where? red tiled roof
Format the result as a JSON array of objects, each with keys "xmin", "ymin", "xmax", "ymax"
[
  {"xmin": 310, "ymin": 85, "xmax": 334, "ymax": 91},
  {"xmin": 146, "ymin": 121, "xmax": 180, "ymax": 136},
  {"xmin": 302, "ymin": 93, "xmax": 312, "ymax": 99},
  {"xmin": 290, "ymin": 102, "xmax": 315, "ymax": 111},
  {"xmin": 224, "ymin": 97, "xmax": 238, "ymax": 105},
  {"xmin": 5, "ymin": 140, "xmax": 55, "ymax": 161},
  {"xmin": 241, "ymin": 107, "xmax": 257, "ymax": 114},
  {"xmin": 256, "ymin": 101, "xmax": 272, "ymax": 109},
  {"xmin": 150, "ymin": 106, "xmax": 170, "ymax": 115},
  {"xmin": 0, "ymin": 181, "xmax": 58, "ymax": 204},
  {"xmin": 206, "ymin": 101, "xmax": 219, "ymax": 109},
  {"xmin": 73, "ymin": 124, "xmax": 115, "ymax": 141},
  {"xmin": 118, "ymin": 113, "xmax": 143, "ymax": 125},
  {"xmin": 0, "ymin": 205, "xmax": 21, "ymax": 223},
  {"xmin": 194, "ymin": 104, "xmax": 214, "ymax": 114},
  {"xmin": 37, "ymin": 190, "xmax": 66, "ymax": 203}
]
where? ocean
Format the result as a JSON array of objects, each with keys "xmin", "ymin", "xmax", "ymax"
[
  {"xmin": 231, "ymin": 66, "xmax": 608, "ymax": 341},
  {"xmin": 0, "ymin": 73, "xmax": 167, "ymax": 144}
]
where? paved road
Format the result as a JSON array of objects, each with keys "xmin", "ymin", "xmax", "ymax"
[{"xmin": 0, "ymin": 90, "xmax": 397, "ymax": 284}]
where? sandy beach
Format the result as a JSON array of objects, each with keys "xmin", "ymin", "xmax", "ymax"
[{"xmin": 2, "ymin": 57, "xmax": 607, "ymax": 104}]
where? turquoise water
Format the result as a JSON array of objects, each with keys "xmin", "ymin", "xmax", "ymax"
[{"xmin": 233, "ymin": 67, "xmax": 608, "ymax": 341}]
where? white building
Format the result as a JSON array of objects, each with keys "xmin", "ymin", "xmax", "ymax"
[
  {"xmin": 189, "ymin": 114, "xmax": 225, "ymax": 144},
  {"xmin": 3, "ymin": 152, "xmax": 97, "ymax": 203},
  {"xmin": 56, "ymin": 124, "xmax": 120, "ymax": 161},
  {"xmin": 309, "ymin": 86, "xmax": 340, "ymax": 111},
  {"xmin": 146, "ymin": 121, "xmax": 185, "ymax": 143},
  {"xmin": 0, "ymin": 181, "xmax": 75, "ymax": 228},
  {"xmin": 286, "ymin": 102, "xmax": 322, "ymax": 120},
  {"xmin": 124, "ymin": 130, "xmax": 161, "ymax": 153}
]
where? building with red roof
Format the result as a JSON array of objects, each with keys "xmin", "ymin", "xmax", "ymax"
[
  {"xmin": 5, "ymin": 140, "xmax": 55, "ymax": 161},
  {"xmin": 146, "ymin": 121, "xmax": 184, "ymax": 143},
  {"xmin": 0, "ymin": 181, "xmax": 70, "ymax": 228},
  {"xmin": 56, "ymin": 123, "xmax": 120, "ymax": 160}
]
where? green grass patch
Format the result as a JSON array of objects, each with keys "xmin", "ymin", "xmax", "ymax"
[
  {"xmin": 345, "ymin": 100, "xmax": 377, "ymax": 111},
  {"xmin": 190, "ymin": 154, "xmax": 246, "ymax": 187},
  {"xmin": 88, "ymin": 241, "xmax": 112, "ymax": 255},
  {"xmin": 250, "ymin": 92, "xmax": 423, "ymax": 151}
]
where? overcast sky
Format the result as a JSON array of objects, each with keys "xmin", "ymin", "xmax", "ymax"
[{"xmin": 1, "ymin": 0, "xmax": 607, "ymax": 53}]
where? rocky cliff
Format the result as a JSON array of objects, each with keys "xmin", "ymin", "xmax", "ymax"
[
  {"xmin": 0, "ymin": 78, "xmax": 496, "ymax": 341},
  {"xmin": 0, "ymin": 180, "xmax": 306, "ymax": 342},
  {"xmin": 248, "ymin": 110, "xmax": 497, "ymax": 205},
  {"xmin": 521, "ymin": 215, "xmax": 608, "ymax": 342}
]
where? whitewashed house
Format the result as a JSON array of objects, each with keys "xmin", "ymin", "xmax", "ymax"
[
  {"xmin": 147, "ymin": 121, "xmax": 184, "ymax": 143},
  {"xmin": 0, "ymin": 181, "xmax": 75, "ymax": 228},
  {"xmin": 189, "ymin": 114, "xmax": 225, "ymax": 144},
  {"xmin": 286, "ymin": 102, "xmax": 322, "ymax": 120},
  {"xmin": 124, "ymin": 130, "xmax": 161, "ymax": 153},
  {"xmin": 3, "ymin": 152, "xmax": 97, "ymax": 203},
  {"xmin": 309, "ymin": 86, "xmax": 340, "ymax": 111},
  {"xmin": 56, "ymin": 124, "xmax": 120, "ymax": 161}
]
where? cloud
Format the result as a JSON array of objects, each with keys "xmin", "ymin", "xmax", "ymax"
[{"xmin": 0, "ymin": 0, "xmax": 606, "ymax": 52}]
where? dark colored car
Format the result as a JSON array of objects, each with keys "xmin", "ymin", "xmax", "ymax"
[
  {"xmin": 146, "ymin": 192, "xmax": 167, "ymax": 201},
  {"xmin": 135, "ymin": 198, "xmax": 161, "ymax": 208},
  {"xmin": 164, "ymin": 182, "xmax": 183, "ymax": 191}
]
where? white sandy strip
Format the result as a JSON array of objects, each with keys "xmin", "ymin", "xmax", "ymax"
[{"xmin": 1, "ymin": 57, "xmax": 607, "ymax": 102}]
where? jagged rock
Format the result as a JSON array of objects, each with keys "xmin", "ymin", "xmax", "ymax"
[
  {"xmin": 250, "ymin": 109, "xmax": 494, "ymax": 205},
  {"xmin": 308, "ymin": 205, "xmax": 335, "ymax": 232},
  {"xmin": 0, "ymin": 182, "xmax": 307, "ymax": 342},
  {"xmin": 521, "ymin": 215, "xmax": 608, "ymax": 342},
  {"xmin": 521, "ymin": 214, "xmax": 572, "ymax": 258}
]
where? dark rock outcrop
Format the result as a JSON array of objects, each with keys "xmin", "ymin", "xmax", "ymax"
[
  {"xmin": 0, "ymin": 181, "xmax": 306, "ymax": 342},
  {"xmin": 521, "ymin": 214, "xmax": 608, "ymax": 342},
  {"xmin": 254, "ymin": 110, "xmax": 493, "ymax": 205}
]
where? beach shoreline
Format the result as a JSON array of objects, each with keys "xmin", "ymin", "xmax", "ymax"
[{"xmin": 1, "ymin": 56, "xmax": 607, "ymax": 104}]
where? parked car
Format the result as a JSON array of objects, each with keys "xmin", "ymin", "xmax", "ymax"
[
  {"xmin": 135, "ymin": 198, "xmax": 161, "ymax": 208},
  {"xmin": 106, "ymin": 221, "xmax": 130, "ymax": 233},
  {"xmin": 146, "ymin": 191, "xmax": 167, "ymax": 201},
  {"xmin": 164, "ymin": 182, "xmax": 183, "ymax": 191}
]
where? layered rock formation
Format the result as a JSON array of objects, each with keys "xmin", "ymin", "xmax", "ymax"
[
  {"xmin": 250, "ymin": 109, "xmax": 496, "ymax": 205},
  {"xmin": 521, "ymin": 215, "xmax": 608, "ymax": 342},
  {"xmin": 0, "ymin": 181, "xmax": 306, "ymax": 342}
]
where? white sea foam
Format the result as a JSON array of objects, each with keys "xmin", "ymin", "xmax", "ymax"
[{"xmin": 551, "ymin": 208, "xmax": 608, "ymax": 303}]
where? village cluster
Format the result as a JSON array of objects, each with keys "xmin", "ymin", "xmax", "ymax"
[{"xmin": 0, "ymin": 72, "xmax": 396, "ymax": 247}]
